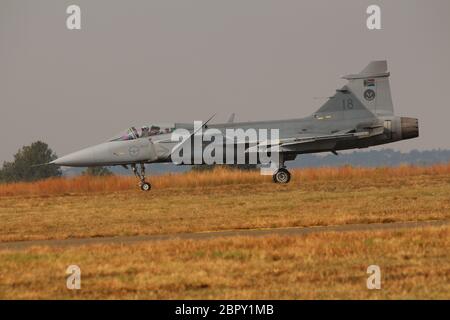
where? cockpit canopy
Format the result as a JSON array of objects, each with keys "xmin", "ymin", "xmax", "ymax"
[{"xmin": 109, "ymin": 124, "xmax": 175, "ymax": 141}]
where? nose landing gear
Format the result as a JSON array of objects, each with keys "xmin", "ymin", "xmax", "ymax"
[
  {"xmin": 140, "ymin": 182, "xmax": 151, "ymax": 191},
  {"xmin": 131, "ymin": 163, "xmax": 151, "ymax": 191}
]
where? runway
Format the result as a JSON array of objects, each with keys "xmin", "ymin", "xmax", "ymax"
[{"xmin": 0, "ymin": 219, "xmax": 448, "ymax": 250}]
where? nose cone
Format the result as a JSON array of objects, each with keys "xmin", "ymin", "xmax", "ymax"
[{"xmin": 52, "ymin": 143, "xmax": 110, "ymax": 167}]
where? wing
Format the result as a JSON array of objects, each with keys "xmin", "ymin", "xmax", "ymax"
[
  {"xmin": 282, "ymin": 125, "xmax": 384, "ymax": 151},
  {"xmin": 281, "ymin": 130, "xmax": 367, "ymax": 146},
  {"xmin": 246, "ymin": 126, "xmax": 384, "ymax": 153}
]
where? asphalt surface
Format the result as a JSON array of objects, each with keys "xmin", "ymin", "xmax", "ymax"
[{"xmin": 0, "ymin": 219, "xmax": 447, "ymax": 250}]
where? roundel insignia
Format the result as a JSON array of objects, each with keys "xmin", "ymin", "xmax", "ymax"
[
  {"xmin": 364, "ymin": 89, "xmax": 376, "ymax": 101},
  {"xmin": 129, "ymin": 146, "xmax": 140, "ymax": 157}
]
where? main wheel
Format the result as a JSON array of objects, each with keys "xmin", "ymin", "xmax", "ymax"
[
  {"xmin": 140, "ymin": 182, "xmax": 151, "ymax": 191},
  {"xmin": 273, "ymin": 168, "xmax": 291, "ymax": 184}
]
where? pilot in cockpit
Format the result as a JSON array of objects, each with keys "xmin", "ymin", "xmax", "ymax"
[
  {"xmin": 149, "ymin": 126, "xmax": 161, "ymax": 136},
  {"xmin": 131, "ymin": 127, "xmax": 139, "ymax": 138},
  {"xmin": 140, "ymin": 126, "xmax": 150, "ymax": 137}
]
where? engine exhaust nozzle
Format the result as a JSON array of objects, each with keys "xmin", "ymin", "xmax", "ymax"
[{"xmin": 401, "ymin": 117, "xmax": 419, "ymax": 140}]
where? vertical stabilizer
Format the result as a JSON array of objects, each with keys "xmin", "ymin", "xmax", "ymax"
[{"xmin": 342, "ymin": 61, "xmax": 394, "ymax": 116}]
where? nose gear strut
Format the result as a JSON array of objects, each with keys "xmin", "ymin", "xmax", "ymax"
[{"xmin": 131, "ymin": 163, "xmax": 151, "ymax": 191}]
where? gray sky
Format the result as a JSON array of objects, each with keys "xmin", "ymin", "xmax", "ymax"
[{"xmin": 1, "ymin": 0, "xmax": 450, "ymax": 162}]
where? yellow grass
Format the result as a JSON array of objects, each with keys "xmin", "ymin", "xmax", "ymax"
[
  {"xmin": 0, "ymin": 165, "xmax": 449, "ymax": 242},
  {"xmin": 1, "ymin": 163, "xmax": 450, "ymax": 197},
  {"xmin": 0, "ymin": 225, "xmax": 448, "ymax": 299},
  {"xmin": 0, "ymin": 165, "xmax": 449, "ymax": 299}
]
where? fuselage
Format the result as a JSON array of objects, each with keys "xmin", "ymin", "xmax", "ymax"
[{"xmin": 51, "ymin": 114, "xmax": 418, "ymax": 167}]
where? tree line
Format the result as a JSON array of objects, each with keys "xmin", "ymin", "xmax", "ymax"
[
  {"xmin": 2, "ymin": 141, "xmax": 450, "ymax": 183},
  {"xmin": 0, "ymin": 141, "xmax": 111, "ymax": 183}
]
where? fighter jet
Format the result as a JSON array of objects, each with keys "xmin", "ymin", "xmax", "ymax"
[{"xmin": 51, "ymin": 61, "xmax": 419, "ymax": 191}]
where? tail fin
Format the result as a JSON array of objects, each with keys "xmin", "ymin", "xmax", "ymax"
[{"xmin": 342, "ymin": 60, "xmax": 394, "ymax": 116}]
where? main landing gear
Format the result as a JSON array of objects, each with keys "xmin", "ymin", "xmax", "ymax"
[
  {"xmin": 131, "ymin": 163, "xmax": 151, "ymax": 191},
  {"xmin": 271, "ymin": 155, "xmax": 292, "ymax": 184},
  {"xmin": 272, "ymin": 167, "xmax": 291, "ymax": 184}
]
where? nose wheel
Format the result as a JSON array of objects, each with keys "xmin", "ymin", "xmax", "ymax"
[
  {"xmin": 131, "ymin": 163, "xmax": 151, "ymax": 191},
  {"xmin": 140, "ymin": 182, "xmax": 151, "ymax": 191}
]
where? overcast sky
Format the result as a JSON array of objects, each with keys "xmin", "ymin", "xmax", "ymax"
[{"xmin": 1, "ymin": 0, "xmax": 449, "ymax": 162}]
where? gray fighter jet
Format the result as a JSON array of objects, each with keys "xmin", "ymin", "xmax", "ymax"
[{"xmin": 51, "ymin": 61, "xmax": 419, "ymax": 191}]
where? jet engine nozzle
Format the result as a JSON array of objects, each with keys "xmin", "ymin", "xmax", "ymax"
[{"xmin": 400, "ymin": 117, "xmax": 419, "ymax": 140}]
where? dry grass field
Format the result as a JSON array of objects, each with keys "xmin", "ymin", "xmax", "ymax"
[
  {"xmin": 0, "ymin": 165, "xmax": 449, "ymax": 299},
  {"xmin": 0, "ymin": 226, "xmax": 448, "ymax": 299}
]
